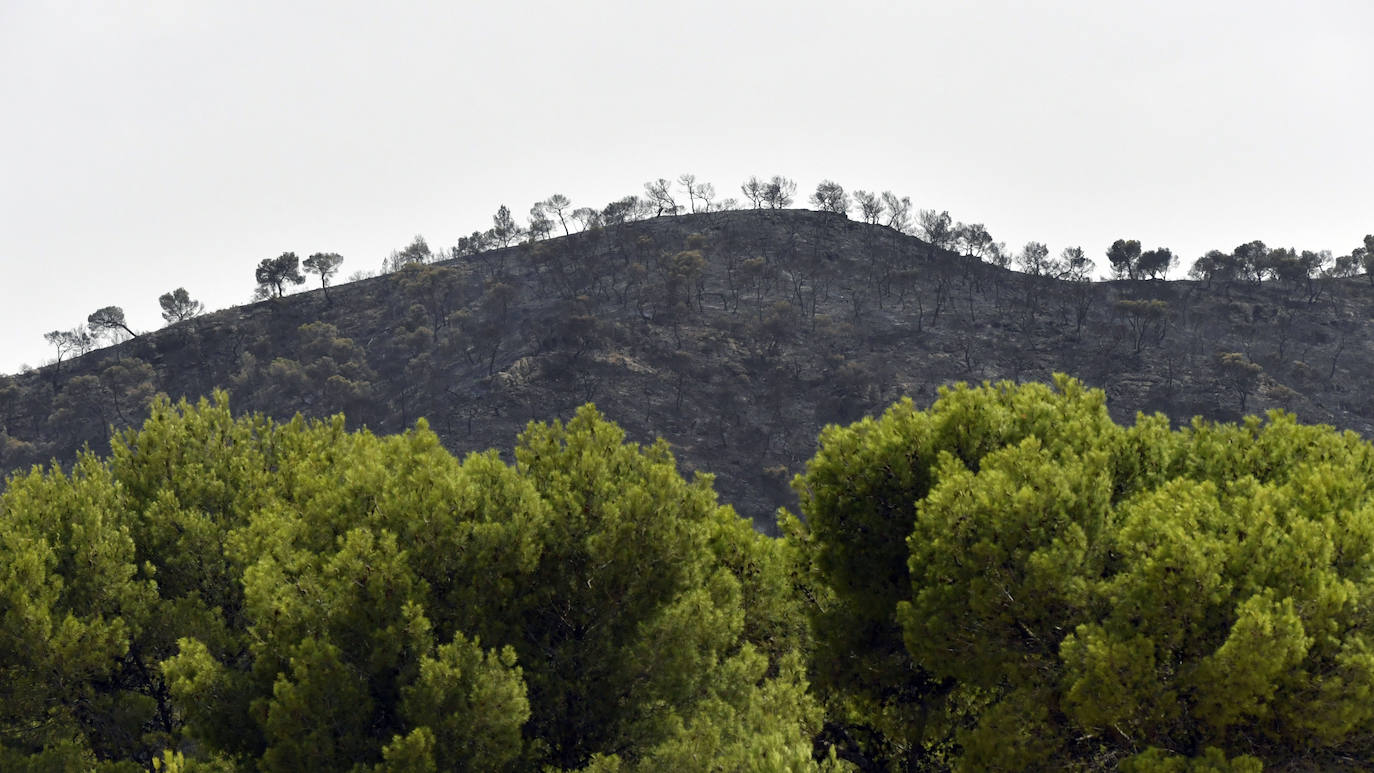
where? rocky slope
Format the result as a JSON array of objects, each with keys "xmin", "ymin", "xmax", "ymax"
[{"xmin": 5, "ymin": 209, "xmax": 1374, "ymax": 529}]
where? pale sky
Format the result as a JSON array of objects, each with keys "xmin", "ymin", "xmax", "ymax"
[{"xmin": 2, "ymin": 0, "xmax": 1370, "ymax": 375}]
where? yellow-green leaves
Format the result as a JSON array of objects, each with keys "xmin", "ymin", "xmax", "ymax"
[
  {"xmin": 508, "ymin": 405, "xmax": 821, "ymax": 769},
  {"xmin": 4, "ymin": 394, "xmax": 821, "ymax": 771},
  {"xmin": 1192, "ymin": 594, "xmax": 1310, "ymax": 732},
  {"xmin": 0, "ymin": 455, "xmax": 156, "ymax": 763},
  {"xmin": 30, "ymin": 372, "xmax": 1374, "ymax": 770},
  {"xmin": 395, "ymin": 634, "xmax": 528, "ymax": 773},
  {"xmin": 795, "ymin": 375, "xmax": 1374, "ymax": 769}
]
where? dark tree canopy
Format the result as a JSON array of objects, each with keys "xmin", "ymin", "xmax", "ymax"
[
  {"xmin": 527, "ymin": 204, "xmax": 554, "ymax": 241},
  {"xmin": 1014, "ymin": 240, "xmax": 1052, "ymax": 276},
  {"xmin": 852, "ymin": 190, "xmax": 883, "ymax": 225},
  {"xmin": 455, "ymin": 229, "xmax": 492, "ymax": 257},
  {"xmin": 86, "ymin": 305, "xmax": 136, "ymax": 341},
  {"xmin": 158, "ymin": 287, "xmax": 204, "ymax": 323},
  {"xmin": 1060, "ymin": 246, "xmax": 1093, "ymax": 280},
  {"xmin": 542, "ymin": 193, "xmax": 572, "ymax": 234},
  {"xmin": 1234, "ymin": 240, "xmax": 1271, "ymax": 283},
  {"xmin": 956, "ymin": 222, "xmax": 995, "ymax": 258},
  {"xmin": 383, "ymin": 236, "xmax": 432, "ymax": 274},
  {"xmin": 1137, "ymin": 246, "xmax": 1176, "ymax": 279},
  {"xmin": 1190, "ymin": 248, "xmax": 1244, "ymax": 285},
  {"xmin": 917, "ymin": 209, "xmax": 955, "ymax": 250},
  {"xmin": 302, "ymin": 252, "xmax": 345, "ymax": 304},
  {"xmin": 880, "ymin": 191, "xmax": 912, "ymax": 233},
  {"xmin": 600, "ymin": 195, "xmax": 643, "ymax": 226},
  {"xmin": 761, "ymin": 176, "xmax": 797, "ymax": 209},
  {"xmin": 810, "ymin": 180, "xmax": 850, "ymax": 215},
  {"xmin": 740, "ymin": 176, "xmax": 767, "ymax": 209},
  {"xmin": 1359, "ymin": 234, "xmax": 1374, "ymax": 282},
  {"xmin": 1106, "ymin": 238, "xmax": 1143, "ymax": 280},
  {"xmin": 255, "ymin": 252, "xmax": 305, "ymax": 298},
  {"xmin": 303, "ymin": 252, "xmax": 344, "ymax": 287},
  {"xmin": 490, "ymin": 206, "xmax": 523, "ymax": 247}
]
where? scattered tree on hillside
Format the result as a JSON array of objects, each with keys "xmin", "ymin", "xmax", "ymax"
[
  {"xmin": 491, "ymin": 205, "xmax": 523, "ymax": 247},
  {"xmin": 761, "ymin": 176, "xmax": 797, "ymax": 209},
  {"xmin": 303, "ymin": 252, "xmax": 345, "ymax": 303},
  {"xmin": 1015, "ymin": 241, "xmax": 1053, "ymax": 276},
  {"xmin": 880, "ymin": 191, "xmax": 912, "ymax": 233},
  {"xmin": 383, "ymin": 235, "xmax": 433, "ymax": 273},
  {"xmin": 297, "ymin": 321, "xmax": 377, "ymax": 418},
  {"xmin": 740, "ymin": 176, "xmax": 767, "ymax": 209},
  {"xmin": 50, "ymin": 357, "xmax": 156, "ymax": 436},
  {"xmin": 1061, "ymin": 246, "xmax": 1095, "ymax": 334},
  {"xmin": 1276, "ymin": 248, "xmax": 1327, "ymax": 285},
  {"xmin": 1352, "ymin": 234, "xmax": 1374, "ymax": 284},
  {"xmin": 1189, "ymin": 248, "xmax": 1243, "ymax": 289},
  {"xmin": 1235, "ymin": 240, "xmax": 1272, "ymax": 283},
  {"xmin": 570, "ymin": 206, "xmax": 602, "ymax": 232},
  {"xmin": 455, "ymin": 229, "xmax": 493, "ymax": 257},
  {"xmin": 1060, "ymin": 246, "xmax": 1093, "ymax": 280},
  {"xmin": 1330, "ymin": 250, "xmax": 1363, "ymax": 278},
  {"xmin": 659, "ymin": 244, "xmax": 708, "ymax": 315},
  {"xmin": 956, "ymin": 222, "xmax": 995, "ymax": 259},
  {"xmin": 527, "ymin": 204, "xmax": 554, "ymax": 241},
  {"xmin": 158, "ymin": 287, "xmax": 204, "ymax": 323},
  {"xmin": 1137, "ymin": 246, "xmax": 1176, "ymax": 279},
  {"xmin": 255, "ymin": 252, "xmax": 306, "ymax": 298},
  {"xmin": 697, "ymin": 183, "xmax": 720, "ymax": 211},
  {"xmin": 852, "ymin": 190, "xmax": 883, "ymax": 225},
  {"xmin": 600, "ymin": 196, "xmax": 644, "ymax": 226},
  {"xmin": 1217, "ymin": 351, "xmax": 1263, "ymax": 412},
  {"xmin": 678, "ymin": 174, "xmax": 715, "ymax": 213},
  {"xmin": 1013, "ymin": 242, "xmax": 1057, "ymax": 317},
  {"xmin": 810, "ymin": 180, "xmax": 850, "ymax": 215},
  {"xmin": 917, "ymin": 209, "xmax": 955, "ymax": 251},
  {"xmin": 987, "ymin": 241, "xmax": 1012, "ymax": 268},
  {"xmin": 396, "ymin": 263, "xmax": 470, "ymax": 338},
  {"xmin": 86, "ymin": 305, "xmax": 137, "ymax": 342},
  {"xmin": 643, "ymin": 178, "xmax": 680, "ymax": 216},
  {"xmin": 677, "ymin": 174, "xmax": 699, "ymax": 212},
  {"xmin": 465, "ymin": 281, "xmax": 519, "ymax": 375},
  {"xmin": 1114, "ymin": 299, "xmax": 1170, "ymax": 352},
  {"xmin": 1106, "ymin": 238, "xmax": 1143, "ymax": 280},
  {"xmin": 542, "ymin": 193, "xmax": 572, "ymax": 235},
  {"xmin": 42, "ymin": 327, "xmax": 95, "ymax": 382},
  {"xmin": 1280, "ymin": 249, "xmax": 1331, "ymax": 301}
]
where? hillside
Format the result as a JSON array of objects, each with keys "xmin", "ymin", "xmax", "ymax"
[{"xmin": 4, "ymin": 208, "xmax": 1374, "ymax": 529}]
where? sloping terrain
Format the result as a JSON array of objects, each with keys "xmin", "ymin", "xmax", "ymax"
[{"xmin": 5, "ymin": 209, "xmax": 1374, "ymax": 528}]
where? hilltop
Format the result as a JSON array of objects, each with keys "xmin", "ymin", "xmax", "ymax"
[{"xmin": 4, "ymin": 208, "xmax": 1374, "ymax": 528}]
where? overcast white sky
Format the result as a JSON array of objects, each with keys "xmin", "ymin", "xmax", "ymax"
[{"xmin": 2, "ymin": 0, "xmax": 1370, "ymax": 375}]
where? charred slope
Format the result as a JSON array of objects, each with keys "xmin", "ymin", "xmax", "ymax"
[{"xmin": 5, "ymin": 209, "xmax": 1374, "ymax": 528}]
